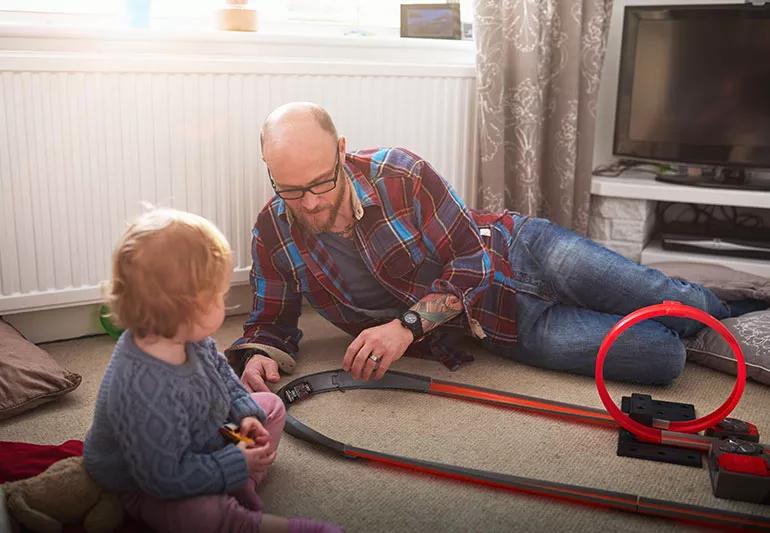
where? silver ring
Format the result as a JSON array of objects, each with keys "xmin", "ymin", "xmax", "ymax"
[{"xmin": 368, "ymin": 354, "xmax": 381, "ymax": 364}]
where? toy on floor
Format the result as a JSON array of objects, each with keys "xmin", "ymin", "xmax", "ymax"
[
  {"xmin": 219, "ymin": 422, "xmax": 256, "ymax": 447},
  {"xmin": 3, "ymin": 455, "xmax": 123, "ymax": 533},
  {"xmin": 275, "ymin": 302, "xmax": 770, "ymax": 530},
  {"xmin": 98, "ymin": 304, "xmax": 124, "ymax": 341}
]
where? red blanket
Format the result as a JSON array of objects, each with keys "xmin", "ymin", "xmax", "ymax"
[
  {"xmin": 0, "ymin": 439, "xmax": 83, "ymax": 483},
  {"xmin": 0, "ymin": 440, "xmax": 143, "ymax": 532}
]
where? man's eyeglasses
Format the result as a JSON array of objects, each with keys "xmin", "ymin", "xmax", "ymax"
[{"xmin": 268, "ymin": 149, "xmax": 340, "ymax": 200}]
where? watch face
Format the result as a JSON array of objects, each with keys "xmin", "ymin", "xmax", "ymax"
[{"xmin": 404, "ymin": 312, "xmax": 418, "ymax": 324}]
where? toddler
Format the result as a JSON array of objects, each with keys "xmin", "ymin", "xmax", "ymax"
[{"xmin": 84, "ymin": 208, "xmax": 342, "ymax": 533}]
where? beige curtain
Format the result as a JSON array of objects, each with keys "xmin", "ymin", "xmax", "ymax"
[{"xmin": 474, "ymin": 0, "xmax": 612, "ymax": 234}]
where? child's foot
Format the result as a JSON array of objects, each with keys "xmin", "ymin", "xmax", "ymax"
[{"xmin": 288, "ymin": 517, "xmax": 344, "ymax": 533}]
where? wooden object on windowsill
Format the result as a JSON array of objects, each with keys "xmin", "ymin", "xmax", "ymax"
[{"xmin": 218, "ymin": 0, "xmax": 258, "ymax": 32}]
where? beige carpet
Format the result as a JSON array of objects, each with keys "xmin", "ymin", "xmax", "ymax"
[{"xmin": 2, "ymin": 311, "xmax": 770, "ymax": 532}]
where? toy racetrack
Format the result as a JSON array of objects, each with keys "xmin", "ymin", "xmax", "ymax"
[{"xmin": 277, "ymin": 302, "xmax": 770, "ymax": 531}]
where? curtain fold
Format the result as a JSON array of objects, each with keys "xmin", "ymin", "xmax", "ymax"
[{"xmin": 474, "ymin": 0, "xmax": 612, "ymax": 234}]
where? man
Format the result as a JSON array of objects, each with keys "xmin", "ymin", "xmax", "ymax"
[{"xmin": 225, "ymin": 102, "xmax": 755, "ymax": 392}]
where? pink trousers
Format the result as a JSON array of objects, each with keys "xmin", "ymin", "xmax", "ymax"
[{"xmin": 121, "ymin": 392, "xmax": 286, "ymax": 533}]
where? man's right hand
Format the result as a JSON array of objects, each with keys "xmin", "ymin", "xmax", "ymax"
[{"xmin": 241, "ymin": 354, "xmax": 281, "ymax": 392}]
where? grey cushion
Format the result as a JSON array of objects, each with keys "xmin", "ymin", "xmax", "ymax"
[
  {"xmin": 685, "ymin": 310, "xmax": 770, "ymax": 385},
  {"xmin": 0, "ymin": 320, "xmax": 82, "ymax": 420},
  {"xmin": 649, "ymin": 262, "xmax": 770, "ymax": 384}
]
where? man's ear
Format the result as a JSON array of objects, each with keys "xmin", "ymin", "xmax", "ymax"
[{"xmin": 338, "ymin": 136, "xmax": 346, "ymax": 155}]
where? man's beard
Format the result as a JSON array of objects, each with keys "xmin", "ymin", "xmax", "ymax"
[{"xmin": 291, "ymin": 178, "xmax": 346, "ymax": 234}]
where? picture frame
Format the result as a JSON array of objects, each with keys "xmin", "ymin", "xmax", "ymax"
[{"xmin": 400, "ymin": 3, "xmax": 462, "ymax": 40}]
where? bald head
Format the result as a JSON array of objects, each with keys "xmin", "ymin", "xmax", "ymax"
[
  {"xmin": 260, "ymin": 102, "xmax": 338, "ymax": 155},
  {"xmin": 260, "ymin": 101, "xmax": 347, "ymax": 209},
  {"xmin": 260, "ymin": 103, "xmax": 349, "ymax": 234}
]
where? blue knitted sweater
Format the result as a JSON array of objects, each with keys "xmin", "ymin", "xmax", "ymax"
[{"xmin": 83, "ymin": 331, "xmax": 266, "ymax": 499}]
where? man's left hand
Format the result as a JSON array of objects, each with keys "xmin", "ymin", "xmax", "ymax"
[{"xmin": 343, "ymin": 319, "xmax": 413, "ymax": 381}]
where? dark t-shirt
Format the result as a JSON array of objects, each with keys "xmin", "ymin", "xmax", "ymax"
[{"xmin": 317, "ymin": 231, "xmax": 402, "ymax": 319}]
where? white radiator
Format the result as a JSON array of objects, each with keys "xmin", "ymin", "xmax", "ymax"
[{"xmin": 0, "ymin": 54, "xmax": 477, "ymax": 313}]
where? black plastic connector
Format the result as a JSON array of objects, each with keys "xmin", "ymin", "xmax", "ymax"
[
  {"xmin": 617, "ymin": 394, "xmax": 701, "ymax": 467},
  {"xmin": 282, "ymin": 382, "xmax": 313, "ymax": 404}
]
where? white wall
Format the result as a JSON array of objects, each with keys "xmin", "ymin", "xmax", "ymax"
[
  {"xmin": 592, "ymin": 0, "xmax": 745, "ymax": 169},
  {"xmin": 0, "ymin": 28, "xmax": 477, "ymax": 341},
  {"xmin": 0, "ymin": 28, "xmax": 477, "ymax": 317}
]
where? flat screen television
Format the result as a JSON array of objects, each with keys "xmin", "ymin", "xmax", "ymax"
[{"xmin": 614, "ymin": 4, "xmax": 770, "ymax": 191}]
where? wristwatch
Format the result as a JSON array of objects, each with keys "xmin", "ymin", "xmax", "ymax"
[{"xmin": 399, "ymin": 310, "xmax": 424, "ymax": 340}]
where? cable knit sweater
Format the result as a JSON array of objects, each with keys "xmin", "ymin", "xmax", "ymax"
[{"xmin": 83, "ymin": 331, "xmax": 266, "ymax": 499}]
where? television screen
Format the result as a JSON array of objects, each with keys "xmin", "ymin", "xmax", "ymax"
[{"xmin": 614, "ymin": 5, "xmax": 770, "ymax": 169}]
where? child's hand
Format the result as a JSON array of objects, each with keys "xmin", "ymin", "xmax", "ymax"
[
  {"xmin": 240, "ymin": 416, "xmax": 270, "ymax": 445},
  {"xmin": 237, "ymin": 440, "xmax": 276, "ymax": 474}
]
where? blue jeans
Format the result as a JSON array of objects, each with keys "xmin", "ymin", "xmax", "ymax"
[{"xmin": 484, "ymin": 215, "xmax": 729, "ymax": 385}]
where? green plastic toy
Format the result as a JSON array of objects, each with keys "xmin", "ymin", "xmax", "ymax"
[{"xmin": 98, "ymin": 305, "xmax": 124, "ymax": 340}]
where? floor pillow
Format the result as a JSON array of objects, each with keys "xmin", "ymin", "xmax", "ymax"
[{"xmin": 0, "ymin": 320, "xmax": 82, "ymax": 420}]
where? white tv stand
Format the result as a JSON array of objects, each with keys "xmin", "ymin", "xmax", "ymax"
[{"xmin": 589, "ymin": 170, "xmax": 770, "ymax": 278}]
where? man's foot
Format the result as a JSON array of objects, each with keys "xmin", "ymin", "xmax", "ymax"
[
  {"xmin": 726, "ymin": 298, "xmax": 770, "ymax": 318},
  {"xmin": 288, "ymin": 517, "xmax": 345, "ymax": 533}
]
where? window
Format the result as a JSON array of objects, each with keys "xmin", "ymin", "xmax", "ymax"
[
  {"xmin": 0, "ymin": 0, "xmax": 474, "ymax": 34},
  {"xmin": 0, "ymin": 1, "xmax": 116, "ymax": 14}
]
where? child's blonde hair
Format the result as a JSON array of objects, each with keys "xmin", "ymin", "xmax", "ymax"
[{"xmin": 107, "ymin": 209, "xmax": 232, "ymax": 338}]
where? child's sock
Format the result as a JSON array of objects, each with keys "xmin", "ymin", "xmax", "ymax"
[{"xmin": 288, "ymin": 517, "xmax": 345, "ymax": 533}]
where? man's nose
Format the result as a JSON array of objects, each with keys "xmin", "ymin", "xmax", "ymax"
[{"xmin": 301, "ymin": 192, "xmax": 319, "ymax": 211}]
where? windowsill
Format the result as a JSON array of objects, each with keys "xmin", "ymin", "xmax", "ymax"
[
  {"xmin": 0, "ymin": 21, "xmax": 476, "ymax": 66},
  {"xmin": 0, "ymin": 22, "xmax": 474, "ymax": 46}
]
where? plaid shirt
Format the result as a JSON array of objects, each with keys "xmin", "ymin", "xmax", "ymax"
[{"xmin": 227, "ymin": 147, "xmax": 519, "ymax": 370}]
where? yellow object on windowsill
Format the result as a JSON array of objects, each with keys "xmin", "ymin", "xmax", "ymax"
[{"xmin": 218, "ymin": 0, "xmax": 257, "ymax": 32}]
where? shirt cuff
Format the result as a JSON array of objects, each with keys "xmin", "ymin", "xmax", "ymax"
[
  {"xmin": 214, "ymin": 444, "xmax": 250, "ymax": 493},
  {"xmin": 230, "ymin": 395, "xmax": 267, "ymax": 424},
  {"xmin": 430, "ymin": 281, "xmax": 487, "ymax": 340},
  {"xmin": 225, "ymin": 342, "xmax": 297, "ymax": 375}
]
